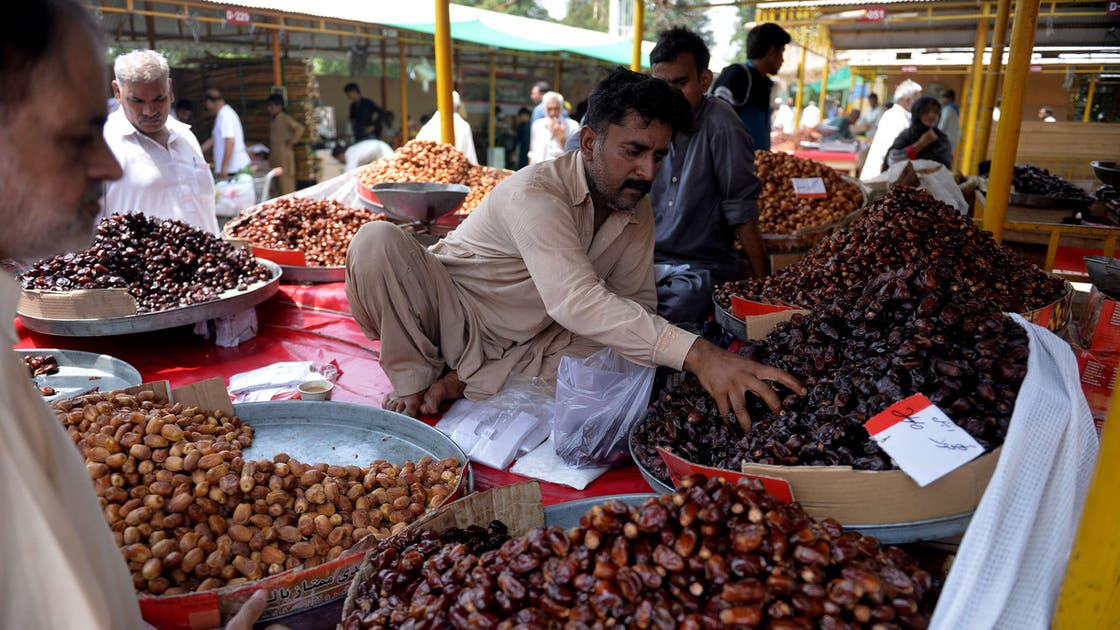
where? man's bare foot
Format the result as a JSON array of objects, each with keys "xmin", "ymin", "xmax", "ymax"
[
  {"xmin": 382, "ymin": 391, "xmax": 423, "ymax": 417},
  {"xmin": 420, "ymin": 371, "xmax": 466, "ymax": 415}
]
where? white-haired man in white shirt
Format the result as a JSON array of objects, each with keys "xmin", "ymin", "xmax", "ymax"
[
  {"xmin": 415, "ymin": 91, "xmax": 478, "ymax": 164},
  {"xmin": 99, "ymin": 49, "xmax": 219, "ymax": 233},
  {"xmin": 860, "ymin": 79, "xmax": 923, "ymax": 180},
  {"xmin": 529, "ymin": 91, "xmax": 579, "ymax": 164}
]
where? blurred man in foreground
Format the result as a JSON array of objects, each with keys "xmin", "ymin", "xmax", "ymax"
[{"xmin": 0, "ymin": 2, "xmax": 273, "ymax": 627}]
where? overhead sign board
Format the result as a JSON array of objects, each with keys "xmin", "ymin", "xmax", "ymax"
[
  {"xmin": 860, "ymin": 6, "xmax": 888, "ymax": 22},
  {"xmin": 225, "ymin": 7, "xmax": 251, "ymax": 25}
]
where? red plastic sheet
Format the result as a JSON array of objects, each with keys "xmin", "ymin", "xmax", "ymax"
[{"xmin": 14, "ymin": 282, "xmax": 656, "ymax": 505}]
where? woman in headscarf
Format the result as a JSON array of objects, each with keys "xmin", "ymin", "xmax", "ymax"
[{"xmin": 884, "ymin": 95, "xmax": 954, "ymax": 171}]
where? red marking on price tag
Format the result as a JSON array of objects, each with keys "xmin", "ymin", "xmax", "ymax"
[
  {"xmin": 225, "ymin": 8, "xmax": 251, "ymax": 25},
  {"xmin": 865, "ymin": 394, "xmax": 984, "ymax": 487}
]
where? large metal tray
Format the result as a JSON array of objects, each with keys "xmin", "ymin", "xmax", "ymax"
[
  {"xmin": 15, "ymin": 348, "xmax": 142, "ymax": 402},
  {"xmin": 18, "ymin": 259, "xmax": 282, "ymax": 337},
  {"xmin": 1009, "ymin": 190, "xmax": 1090, "ymax": 211},
  {"xmin": 543, "ymin": 494, "xmax": 655, "ymax": 528},
  {"xmin": 626, "ymin": 418, "xmax": 972, "ymax": 544},
  {"xmin": 277, "ymin": 264, "xmax": 346, "ymax": 284},
  {"xmin": 237, "ymin": 400, "xmax": 472, "ymax": 491}
]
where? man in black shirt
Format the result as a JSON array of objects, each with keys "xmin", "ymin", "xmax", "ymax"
[
  {"xmin": 711, "ymin": 22, "xmax": 790, "ymax": 151},
  {"xmin": 344, "ymin": 82, "xmax": 383, "ymax": 141}
]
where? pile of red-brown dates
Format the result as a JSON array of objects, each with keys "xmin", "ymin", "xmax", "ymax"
[
  {"xmin": 716, "ymin": 186, "xmax": 1066, "ymax": 314},
  {"xmin": 635, "ymin": 263, "xmax": 1029, "ymax": 478},
  {"xmin": 22, "ymin": 213, "xmax": 270, "ymax": 313},
  {"xmin": 342, "ymin": 476, "xmax": 937, "ymax": 629},
  {"xmin": 224, "ymin": 198, "xmax": 387, "ymax": 267}
]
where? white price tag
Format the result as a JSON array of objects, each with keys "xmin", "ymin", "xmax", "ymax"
[
  {"xmin": 864, "ymin": 394, "xmax": 984, "ymax": 487},
  {"xmin": 791, "ymin": 177, "xmax": 827, "ymax": 199}
]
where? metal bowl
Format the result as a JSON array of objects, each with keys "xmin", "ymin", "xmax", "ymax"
[
  {"xmin": 359, "ymin": 182, "xmax": 469, "ymax": 223},
  {"xmin": 1091, "ymin": 161, "xmax": 1120, "ymax": 187},
  {"xmin": 1085, "ymin": 256, "xmax": 1120, "ymax": 299}
]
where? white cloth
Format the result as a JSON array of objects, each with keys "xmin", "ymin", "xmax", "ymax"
[
  {"xmin": 100, "ymin": 109, "xmax": 219, "ymax": 234},
  {"xmin": 212, "ymin": 103, "xmax": 251, "ymax": 176},
  {"xmin": 799, "ymin": 103, "xmax": 821, "ymax": 130},
  {"xmin": 939, "ymin": 104, "xmax": 961, "ymax": 153},
  {"xmin": 861, "ymin": 103, "xmax": 912, "ymax": 180},
  {"xmin": 930, "ymin": 316, "xmax": 1099, "ymax": 630},
  {"xmin": 344, "ymin": 139, "xmax": 394, "ymax": 173},
  {"xmin": 415, "ymin": 111, "xmax": 478, "ymax": 164},
  {"xmin": 529, "ymin": 116, "xmax": 579, "ymax": 164},
  {"xmin": 0, "ymin": 273, "xmax": 144, "ymax": 629},
  {"xmin": 856, "ymin": 104, "xmax": 885, "ymax": 137},
  {"xmin": 771, "ymin": 103, "xmax": 794, "ymax": 133}
]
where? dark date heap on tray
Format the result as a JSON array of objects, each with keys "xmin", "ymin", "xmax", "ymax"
[
  {"xmin": 636, "ymin": 265, "xmax": 1029, "ymax": 476},
  {"xmin": 23, "ymin": 354, "xmax": 59, "ymax": 377},
  {"xmin": 1012, "ymin": 164, "xmax": 1090, "ymax": 200},
  {"xmin": 20, "ymin": 213, "xmax": 270, "ymax": 313},
  {"xmin": 342, "ymin": 475, "xmax": 938, "ymax": 630},
  {"xmin": 224, "ymin": 198, "xmax": 386, "ymax": 267},
  {"xmin": 716, "ymin": 186, "xmax": 1066, "ymax": 314}
]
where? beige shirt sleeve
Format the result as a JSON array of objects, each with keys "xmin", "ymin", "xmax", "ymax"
[{"xmin": 502, "ymin": 188, "xmax": 697, "ymax": 370}]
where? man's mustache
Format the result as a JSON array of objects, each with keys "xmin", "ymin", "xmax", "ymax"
[{"xmin": 622, "ymin": 179, "xmax": 652, "ymax": 194}]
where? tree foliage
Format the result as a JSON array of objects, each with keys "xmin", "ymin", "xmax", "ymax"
[
  {"xmin": 457, "ymin": 0, "xmax": 551, "ymax": 21},
  {"xmin": 726, "ymin": 5, "xmax": 757, "ymax": 61},
  {"xmin": 561, "ymin": 0, "xmax": 712, "ymax": 48}
]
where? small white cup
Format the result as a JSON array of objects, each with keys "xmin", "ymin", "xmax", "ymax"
[{"xmin": 298, "ymin": 379, "xmax": 334, "ymax": 401}]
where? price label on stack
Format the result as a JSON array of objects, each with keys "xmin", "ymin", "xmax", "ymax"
[
  {"xmin": 864, "ymin": 393, "xmax": 984, "ymax": 486},
  {"xmin": 791, "ymin": 177, "xmax": 827, "ymax": 199}
]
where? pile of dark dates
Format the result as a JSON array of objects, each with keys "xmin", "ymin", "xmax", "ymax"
[
  {"xmin": 21, "ymin": 213, "xmax": 270, "ymax": 313},
  {"xmin": 224, "ymin": 198, "xmax": 387, "ymax": 267},
  {"xmin": 23, "ymin": 354, "xmax": 59, "ymax": 377},
  {"xmin": 342, "ymin": 475, "xmax": 937, "ymax": 629},
  {"xmin": 636, "ymin": 265, "xmax": 1029, "ymax": 477},
  {"xmin": 716, "ymin": 187, "xmax": 1066, "ymax": 314},
  {"xmin": 1012, "ymin": 164, "xmax": 1090, "ymax": 201}
]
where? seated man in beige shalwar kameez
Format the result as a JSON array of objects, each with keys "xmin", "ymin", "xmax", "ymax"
[{"xmin": 346, "ymin": 69, "xmax": 803, "ymax": 428}]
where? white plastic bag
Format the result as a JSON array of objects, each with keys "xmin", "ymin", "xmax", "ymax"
[
  {"xmin": 436, "ymin": 375, "xmax": 554, "ymax": 470},
  {"xmin": 930, "ymin": 315, "xmax": 1099, "ymax": 629},
  {"xmin": 553, "ymin": 348, "xmax": 655, "ymax": 468},
  {"xmin": 214, "ymin": 173, "xmax": 256, "ymax": 218}
]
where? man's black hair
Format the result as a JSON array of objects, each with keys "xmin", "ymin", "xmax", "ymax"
[
  {"xmin": 650, "ymin": 26, "xmax": 710, "ymax": 75},
  {"xmin": 747, "ymin": 23, "xmax": 791, "ymax": 61},
  {"xmin": 582, "ymin": 67, "xmax": 692, "ymax": 138},
  {"xmin": 175, "ymin": 99, "xmax": 193, "ymax": 112},
  {"xmin": 517, "ymin": 106, "xmax": 532, "ymax": 116},
  {"xmin": 534, "ymin": 80, "xmax": 551, "ymax": 93},
  {"xmin": 344, "ymin": 82, "xmax": 360, "ymax": 93},
  {"xmin": 869, "ymin": 93, "xmax": 880, "ymax": 103},
  {"xmin": 942, "ymin": 89, "xmax": 956, "ymax": 101},
  {"xmin": 267, "ymin": 93, "xmax": 285, "ymax": 107},
  {"xmin": 0, "ymin": 0, "xmax": 92, "ymax": 113}
]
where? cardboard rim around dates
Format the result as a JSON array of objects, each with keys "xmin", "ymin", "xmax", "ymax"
[{"xmin": 16, "ymin": 259, "xmax": 282, "ymax": 336}]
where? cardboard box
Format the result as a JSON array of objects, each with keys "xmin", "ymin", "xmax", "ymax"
[
  {"xmin": 656, "ymin": 446, "xmax": 999, "ymax": 527},
  {"xmin": 1076, "ymin": 349, "xmax": 1116, "ymax": 435},
  {"xmin": 728, "ymin": 295, "xmax": 809, "ymax": 340},
  {"xmin": 18, "ymin": 286, "xmax": 137, "ymax": 319}
]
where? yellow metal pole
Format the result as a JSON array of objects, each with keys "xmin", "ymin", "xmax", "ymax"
[
  {"xmin": 399, "ymin": 40, "xmax": 410, "ymax": 143},
  {"xmin": 818, "ymin": 42, "xmax": 832, "ymax": 119},
  {"xmin": 983, "ymin": 0, "xmax": 1041, "ymax": 243},
  {"xmin": 434, "ymin": 0, "xmax": 455, "ymax": 145},
  {"xmin": 959, "ymin": 4, "xmax": 990, "ymax": 175},
  {"xmin": 1053, "ymin": 382, "xmax": 1120, "ymax": 628},
  {"xmin": 1083, "ymin": 76, "xmax": 1097, "ymax": 123},
  {"xmin": 271, "ymin": 27, "xmax": 282, "ymax": 87},
  {"xmin": 631, "ymin": 0, "xmax": 644, "ymax": 71},
  {"xmin": 972, "ymin": 0, "xmax": 1011, "ymax": 173},
  {"xmin": 793, "ymin": 35, "xmax": 809, "ymax": 132},
  {"xmin": 488, "ymin": 49, "xmax": 496, "ymax": 149}
]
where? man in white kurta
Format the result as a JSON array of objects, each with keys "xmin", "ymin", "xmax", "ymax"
[
  {"xmin": 203, "ymin": 89, "xmax": 252, "ymax": 179},
  {"xmin": 861, "ymin": 79, "xmax": 923, "ymax": 180},
  {"xmin": 99, "ymin": 51, "xmax": 218, "ymax": 233},
  {"xmin": 415, "ymin": 90, "xmax": 479, "ymax": 164}
]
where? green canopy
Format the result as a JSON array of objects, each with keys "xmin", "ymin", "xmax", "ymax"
[{"xmin": 803, "ymin": 67, "xmax": 860, "ymax": 100}]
